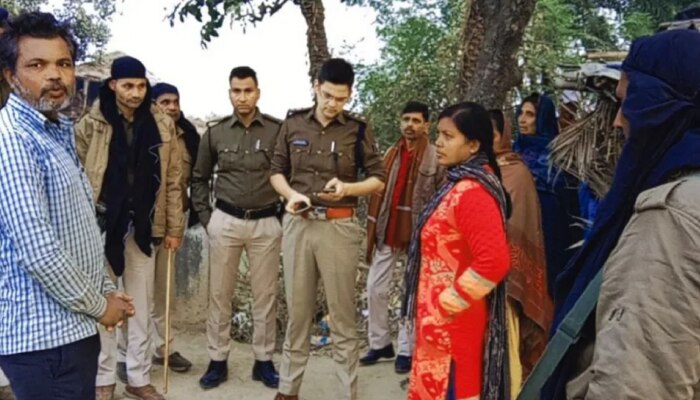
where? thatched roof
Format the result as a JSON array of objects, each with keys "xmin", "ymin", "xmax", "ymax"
[{"xmin": 554, "ymin": 62, "xmax": 621, "ymax": 97}]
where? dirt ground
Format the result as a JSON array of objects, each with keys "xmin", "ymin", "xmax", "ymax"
[{"xmin": 111, "ymin": 329, "xmax": 407, "ymax": 400}]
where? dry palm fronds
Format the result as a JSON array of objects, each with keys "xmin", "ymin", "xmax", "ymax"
[
  {"xmin": 585, "ymin": 51, "xmax": 627, "ymax": 62},
  {"xmin": 549, "ymin": 99, "xmax": 623, "ymax": 198}
]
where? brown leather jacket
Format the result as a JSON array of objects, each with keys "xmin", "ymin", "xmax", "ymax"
[
  {"xmin": 176, "ymin": 124, "xmax": 193, "ymax": 212},
  {"xmin": 75, "ymin": 100, "xmax": 185, "ymax": 238}
]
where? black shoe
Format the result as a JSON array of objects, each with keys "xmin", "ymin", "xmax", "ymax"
[
  {"xmin": 252, "ymin": 360, "xmax": 279, "ymax": 389},
  {"xmin": 153, "ymin": 351, "xmax": 193, "ymax": 373},
  {"xmin": 395, "ymin": 355, "xmax": 412, "ymax": 374},
  {"xmin": 199, "ymin": 360, "xmax": 228, "ymax": 390},
  {"xmin": 359, "ymin": 344, "xmax": 395, "ymax": 366},
  {"xmin": 116, "ymin": 361, "xmax": 127, "ymax": 384}
]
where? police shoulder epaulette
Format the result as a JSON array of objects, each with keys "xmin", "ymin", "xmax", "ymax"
[
  {"xmin": 263, "ymin": 113, "xmax": 283, "ymax": 124},
  {"xmin": 286, "ymin": 107, "xmax": 312, "ymax": 118},
  {"xmin": 344, "ymin": 111, "xmax": 367, "ymax": 124},
  {"xmin": 206, "ymin": 115, "xmax": 230, "ymax": 128}
]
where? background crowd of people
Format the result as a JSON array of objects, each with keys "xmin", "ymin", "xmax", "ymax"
[{"xmin": 1, "ymin": 5, "xmax": 700, "ymax": 400}]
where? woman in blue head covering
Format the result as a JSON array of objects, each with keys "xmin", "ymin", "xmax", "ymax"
[
  {"xmin": 515, "ymin": 93, "xmax": 582, "ymax": 297},
  {"xmin": 539, "ymin": 29, "xmax": 700, "ymax": 400}
]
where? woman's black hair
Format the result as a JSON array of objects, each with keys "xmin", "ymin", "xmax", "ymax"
[
  {"xmin": 520, "ymin": 92, "xmax": 540, "ymax": 110},
  {"xmin": 438, "ymin": 101, "xmax": 502, "ymax": 181}
]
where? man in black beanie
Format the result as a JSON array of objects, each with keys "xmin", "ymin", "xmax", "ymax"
[
  {"xmin": 75, "ymin": 56, "xmax": 185, "ymax": 400},
  {"xmin": 144, "ymin": 82, "xmax": 199, "ymax": 373}
]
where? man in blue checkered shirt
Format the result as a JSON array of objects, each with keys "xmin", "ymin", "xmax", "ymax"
[{"xmin": 0, "ymin": 12, "xmax": 134, "ymax": 400}]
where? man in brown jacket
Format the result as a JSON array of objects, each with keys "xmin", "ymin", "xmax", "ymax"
[
  {"xmin": 360, "ymin": 101, "xmax": 441, "ymax": 374},
  {"xmin": 112, "ymin": 82, "xmax": 198, "ymax": 384},
  {"xmin": 559, "ymin": 30, "xmax": 700, "ymax": 400},
  {"xmin": 75, "ymin": 56, "xmax": 184, "ymax": 400},
  {"xmin": 133, "ymin": 82, "xmax": 198, "ymax": 375}
]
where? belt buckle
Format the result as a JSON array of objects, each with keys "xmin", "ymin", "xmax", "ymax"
[
  {"xmin": 243, "ymin": 209, "xmax": 253, "ymax": 220},
  {"xmin": 313, "ymin": 207, "xmax": 328, "ymax": 221}
]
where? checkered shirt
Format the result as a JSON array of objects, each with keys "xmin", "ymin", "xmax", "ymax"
[{"xmin": 0, "ymin": 94, "xmax": 114, "ymax": 355}]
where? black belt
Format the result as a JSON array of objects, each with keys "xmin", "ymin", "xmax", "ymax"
[{"xmin": 215, "ymin": 200, "xmax": 281, "ymax": 220}]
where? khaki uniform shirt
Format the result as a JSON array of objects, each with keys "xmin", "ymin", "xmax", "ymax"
[
  {"xmin": 270, "ymin": 107, "xmax": 385, "ymax": 208},
  {"xmin": 192, "ymin": 109, "xmax": 282, "ymax": 227}
]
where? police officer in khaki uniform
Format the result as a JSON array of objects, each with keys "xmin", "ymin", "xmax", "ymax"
[
  {"xmin": 270, "ymin": 58, "xmax": 386, "ymax": 400},
  {"xmin": 192, "ymin": 66, "xmax": 283, "ymax": 391}
]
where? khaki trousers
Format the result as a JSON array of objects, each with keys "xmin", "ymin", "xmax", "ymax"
[
  {"xmin": 97, "ymin": 233, "xmax": 158, "ymax": 387},
  {"xmin": 115, "ymin": 243, "xmax": 176, "ymax": 365},
  {"xmin": 124, "ymin": 233, "xmax": 158, "ymax": 386},
  {"xmin": 366, "ymin": 245, "xmax": 414, "ymax": 356},
  {"xmin": 206, "ymin": 209, "xmax": 281, "ymax": 362},
  {"xmin": 278, "ymin": 214, "xmax": 362, "ymax": 400},
  {"xmin": 97, "ymin": 264, "xmax": 118, "ymax": 387},
  {"xmin": 95, "ymin": 232, "xmax": 165, "ymax": 387}
]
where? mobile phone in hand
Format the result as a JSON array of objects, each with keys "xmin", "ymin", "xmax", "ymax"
[{"xmin": 290, "ymin": 201, "xmax": 311, "ymax": 214}]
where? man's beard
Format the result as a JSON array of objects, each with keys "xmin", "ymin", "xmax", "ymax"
[{"xmin": 11, "ymin": 77, "xmax": 73, "ymax": 113}]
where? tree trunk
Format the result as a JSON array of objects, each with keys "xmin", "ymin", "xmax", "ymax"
[
  {"xmin": 298, "ymin": 0, "xmax": 331, "ymax": 85},
  {"xmin": 458, "ymin": 0, "xmax": 538, "ymax": 109}
]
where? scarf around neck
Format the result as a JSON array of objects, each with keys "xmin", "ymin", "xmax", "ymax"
[{"xmin": 99, "ymin": 84, "xmax": 162, "ymax": 276}]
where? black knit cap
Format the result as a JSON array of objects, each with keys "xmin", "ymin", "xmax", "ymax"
[
  {"xmin": 0, "ymin": 8, "xmax": 8, "ymax": 23},
  {"xmin": 151, "ymin": 82, "xmax": 179, "ymax": 100},
  {"xmin": 110, "ymin": 56, "xmax": 146, "ymax": 80}
]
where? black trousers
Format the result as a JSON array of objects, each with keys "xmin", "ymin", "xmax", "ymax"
[{"xmin": 0, "ymin": 334, "xmax": 100, "ymax": 400}]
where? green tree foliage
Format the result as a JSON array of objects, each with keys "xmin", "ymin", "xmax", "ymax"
[
  {"xmin": 562, "ymin": 0, "xmax": 699, "ymax": 48},
  {"xmin": 353, "ymin": 0, "xmax": 463, "ymax": 149},
  {"xmin": 168, "ymin": 0, "xmax": 292, "ymax": 45},
  {"xmin": 0, "ymin": 0, "xmax": 115, "ymax": 60},
  {"xmin": 621, "ymin": 10, "xmax": 655, "ymax": 41},
  {"xmin": 520, "ymin": 0, "xmax": 582, "ymax": 94},
  {"xmin": 518, "ymin": 0, "xmax": 696, "ymax": 95},
  {"xmin": 562, "ymin": 0, "xmax": 617, "ymax": 50},
  {"xmin": 169, "ymin": 0, "xmax": 332, "ymax": 84},
  {"xmin": 597, "ymin": 0, "xmax": 699, "ymax": 27}
]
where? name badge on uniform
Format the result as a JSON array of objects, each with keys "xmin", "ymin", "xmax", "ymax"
[{"xmin": 291, "ymin": 139, "xmax": 309, "ymax": 147}]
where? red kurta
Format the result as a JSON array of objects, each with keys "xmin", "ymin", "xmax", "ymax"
[{"xmin": 407, "ymin": 179, "xmax": 510, "ymax": 400}]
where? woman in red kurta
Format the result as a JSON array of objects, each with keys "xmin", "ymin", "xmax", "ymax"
[{"xmin": 403, "ymin": 102, "xmax": 511, "ymax": 400}]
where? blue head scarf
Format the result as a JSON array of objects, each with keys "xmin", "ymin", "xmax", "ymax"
[
  {"xmin": 543, "ymin": 29, "xmax": 700, "ymax": 399},
  {"xmin": 514, "ymin": 94, "xmax": 560, "ymax": 192}
]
